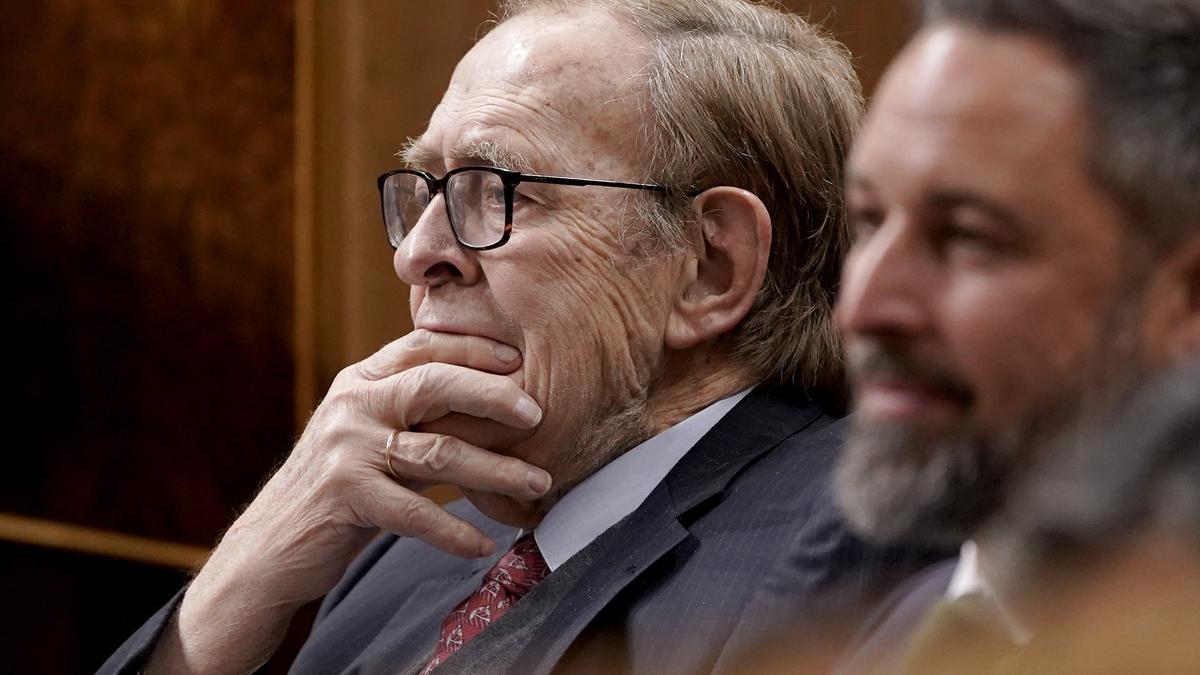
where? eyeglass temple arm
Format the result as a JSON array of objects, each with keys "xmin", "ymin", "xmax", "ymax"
[{"xmin": 516, "ymin": 173, "xmax": 669, "ymax": 192}]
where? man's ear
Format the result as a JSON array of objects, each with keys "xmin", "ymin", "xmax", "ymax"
[
  {"xmin": 665, "ymin": 187, "xmax": 772, "ymax": 350},
  {"xmin": 1149, "ymin": 233, "xmax": 1200, "ymax": 362}
]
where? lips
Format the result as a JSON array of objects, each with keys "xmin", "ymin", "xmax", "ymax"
[
  {"xmin": 412, "ymin": 299, "xmax": 520, "ymax": 349},
  {"xmin": 847, "ymin": 341, "xmax": 974, "ymax": 426},
  {"xmin": 855, "ymin": 377, "xmax": 970, "ymax": 425},
  {"xmin": 416, "ymin": 322, "xmax": 513, "ymax": 346}
]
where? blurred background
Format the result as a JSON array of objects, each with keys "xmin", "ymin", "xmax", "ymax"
[{"xmin": 0, "ymin": 1, "xmax": 909, "ymax": 671}]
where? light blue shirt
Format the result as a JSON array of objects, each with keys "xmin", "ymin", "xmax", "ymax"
[{"xmin": 532, "ymin": 388, "xmax": 753, "ymax": 571}]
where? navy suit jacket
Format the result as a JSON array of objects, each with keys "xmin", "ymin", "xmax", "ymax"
[{"xmin": 101, "ymin": 386, "xmax": 939, "ymax": 675}]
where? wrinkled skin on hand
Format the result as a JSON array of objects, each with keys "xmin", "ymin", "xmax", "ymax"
[
  {"xmin": 241, "ymin": 329, "xmax": 550, "ymax": 598},
  {"xmin": 150, "ymin": 330, "xmax": 551, "ymax": 674}
]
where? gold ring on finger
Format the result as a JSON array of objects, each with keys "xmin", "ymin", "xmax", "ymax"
[{"xmin": 385, "ymin": 430, "xmax": 401, "ymax": 480}]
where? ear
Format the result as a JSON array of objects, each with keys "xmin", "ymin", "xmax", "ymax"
[
  {"xmin": 665, "ymin": 187, "xmax": 772, "ymax": 350},
  {"xmin": 1147, "ymin": 233, "xmax": 1200, "ymax": 362}
]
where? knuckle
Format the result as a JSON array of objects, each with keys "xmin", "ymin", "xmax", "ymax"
[
  {"xmin": 320, "ymin": 448, "xmax": 355, "ymax": 488},
  {"xmin": 389, "ymin": 370, "xmax": 429, "ymax": 425},
  {"xmin": 495, "ymin": 377, "xmax": 523, "ymax": 399},
  {"xmin": 393, "ymin": 435, "xmax": 420, "ymax": 466},
  {"xmin": 325, "ymin": 387, "xmax": 360, "ymax": 414},
  {"xmin": 351, "ymin": 359, "xmax": 381, "ymax": 382},
  {"xmin": 423, "ymin": 435, "xmax": 454, "ymax": 473},
  {"xmin": 484, "ymin": 379, "xmax": 521, "ymax": 415},
  {"xmin": 482, "ymin": 396, "xmax": 505, "ymax": 421},
  {"xmin": 395, "ymin": 434, "xmax": 453, "ymax": 474},
  {"xmin": 406, "ymin": 328, "xmax": 431, "ymax": 348},
  {"xmin": 400, "ymin": 365, "xmax": 433, "ymax": 398},
  {"xmin": 335, "ymin": 362, "xmax": 366, "ymax": 385},
  {"xmin": 399, "ymin": 499, "xmax": 436, "ymax": 539},
  {"xmin": 321, "ymin": 422, "xmax": 355, "ymax": 451}
]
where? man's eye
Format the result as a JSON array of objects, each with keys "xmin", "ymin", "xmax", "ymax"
[
  {"xmin": 484, "ymin": 186, "xmax": 508, "ymax": 208},
  {"xmin": 939, "ymin": 223, "xmax": 1009, "ymax": 261},
  {"xmin": 947, "ymin": 227, "xmax": 993, "ymax": 246},
  {"xmin": 511, "ymin": 188, "xmax": 529, "ymax": 205},
  {"xmin": 848, "ymin": 207, "xmax": 885, "ymax": 238}
]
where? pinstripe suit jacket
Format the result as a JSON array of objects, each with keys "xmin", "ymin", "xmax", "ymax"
[{"xmin": 100, "ymin": 385, "xmax": 938, "ymax": 674}]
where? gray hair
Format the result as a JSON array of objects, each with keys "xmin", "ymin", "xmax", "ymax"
[
  {"xmin": 500, "ymin": 0, "xmax": 863, "ymax": 397},
  {"xmin": 921, "ymin": 0, "xmax": 1200, "ymax": 252}
]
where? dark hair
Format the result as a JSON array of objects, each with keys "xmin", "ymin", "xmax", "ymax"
[{"xmin": 922, "ymin": 0, "xmax": 1200, "ymax": 252}]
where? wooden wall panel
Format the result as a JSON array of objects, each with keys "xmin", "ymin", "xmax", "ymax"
[
  {"xmin": 1, "ymin": 0, "xmax": 294, "ymax": 670},
  {"xmin": 297, "ymin": 0, "xmax": 496, "ymax": 414},
  {"xmin": 1, "ymin": 0, "xmax": 294, "ymax": 546},
  {"xmin": 784, "ymin": 0, "xmax": 915, "ymax": 95}
]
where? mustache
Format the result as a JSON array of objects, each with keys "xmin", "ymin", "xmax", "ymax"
[{"xmin": 847, "ymin": 341, "xmax": 975, "ymax": 405}]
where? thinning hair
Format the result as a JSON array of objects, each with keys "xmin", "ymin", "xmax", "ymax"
[
  {"xmin": 922, "ymin": 0, "xmax": 1200, "ymax": 252},
  {"xmin": 498, "ymin": 0, "xmax": 863, "ymax": 397}
]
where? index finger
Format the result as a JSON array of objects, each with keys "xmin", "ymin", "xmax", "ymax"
[{"xmin": 354, "ymin": 329, "xmax": 522, "ymax": 382}]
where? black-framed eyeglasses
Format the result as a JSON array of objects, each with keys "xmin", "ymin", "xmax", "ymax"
[{"xmin": 377, "ymin": 166, "xmax": 671, "ymax": 250}]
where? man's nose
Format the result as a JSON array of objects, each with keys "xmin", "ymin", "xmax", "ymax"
[
  {"xmin": 393, "ymin": 195, "xmax": 482, "ymax": 287},
  {"xmin": 836, "ymin": 218, "xmax": 933, "ymax": 341}
]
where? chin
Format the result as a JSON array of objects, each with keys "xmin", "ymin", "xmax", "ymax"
[{"xmin": 834, "ymin": 417, "xmax": 1005, "ymax": 546}]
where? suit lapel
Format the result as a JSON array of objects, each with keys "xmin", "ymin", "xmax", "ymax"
[
  {"xmin": 506, "ymin": 386, "xmax": 828, "ymax": 674},
  {"xmin": 662, "ymin": 385, "xmax": 824, "ymax": 513}
]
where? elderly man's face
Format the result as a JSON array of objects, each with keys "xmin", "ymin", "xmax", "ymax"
[
  {"xmin": 395, "ymin": 10, "xmax": 680, "ymax": 524},
  {"xmin": 834, "ymin": 26, "xmax": 1151, "ymax": 544}
]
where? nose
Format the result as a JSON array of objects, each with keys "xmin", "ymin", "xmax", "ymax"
[
  {"xmin": 836, "ymin": 216, "xmax": 934, "ymax": 342},
  {"xmin": 393, "ymin": 194, "xmax": 482, "ymax": 288}
]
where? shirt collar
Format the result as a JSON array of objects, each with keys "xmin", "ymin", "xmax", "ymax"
[
  {"xmin": 532, "ymin": 388, "xmax": 752, "ymax": 571},
  {"xmin": 947, "ymin": 540, "xmax": 1032, "ymax": 645}
]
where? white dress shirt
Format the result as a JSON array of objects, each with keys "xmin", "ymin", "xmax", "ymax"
[
  {"xmin": 946, "ymin": 539, "xmax": 1032, "ymax": 645},
  {"xmin": 531, "ymin": 388, "xmax": 752, "ymax": 571}
]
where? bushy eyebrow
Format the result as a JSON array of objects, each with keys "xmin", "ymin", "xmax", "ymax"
[
  {"xmin": 397, "ymin": 137, "xmax": 535, "ymax": 174},
  {"xmin": 397, "ymin": 137, "xmax": 438, "ymax": 169},
  {"xmin": 455, "ymin": 139, "xmax": 535, "ymax": 173}
]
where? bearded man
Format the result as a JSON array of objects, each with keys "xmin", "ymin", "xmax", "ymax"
[{"xmin": 832, "ymin": 0, "xmax": 1200, "ymax": 671}]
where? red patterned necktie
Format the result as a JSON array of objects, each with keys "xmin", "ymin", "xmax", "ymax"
[{"xmin": 420, "ymin": 537, "xmax": 550, "ymax": 674}]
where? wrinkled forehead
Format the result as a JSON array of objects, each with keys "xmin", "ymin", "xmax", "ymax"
[{"xmin": 413, "ymin": 8, "xmax": 649, "ymax": 174}]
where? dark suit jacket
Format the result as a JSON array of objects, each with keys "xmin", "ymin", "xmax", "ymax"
[
  {"xmin": 100, "ymin": 386, "xmax": 939, "ymax": 675},
  {"xmin": 834, "ymin": 558, "xmax": 958, "ymax": 675}
]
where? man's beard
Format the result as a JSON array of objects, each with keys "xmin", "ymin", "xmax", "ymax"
[
  {"xmin": 835, "ymin": 299, "xmax": 1147, "ymax": 548},
  {"xmin": 836, "ymin": 415, "xmax": 1011, "ymax": 547}
]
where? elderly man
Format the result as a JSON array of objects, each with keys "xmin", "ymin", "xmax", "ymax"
[
  {"xmin": 102, "ymin": 1, "xmax": 930, "ymax": 673},
  {"xmin": 832, "ymin": 0, "xmax": 1200, "ymax": 671}
]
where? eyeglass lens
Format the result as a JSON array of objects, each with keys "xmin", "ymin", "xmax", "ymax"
[{"xmin": 382, "ymin": 170, "xmax": 508, "ymax": 248}]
